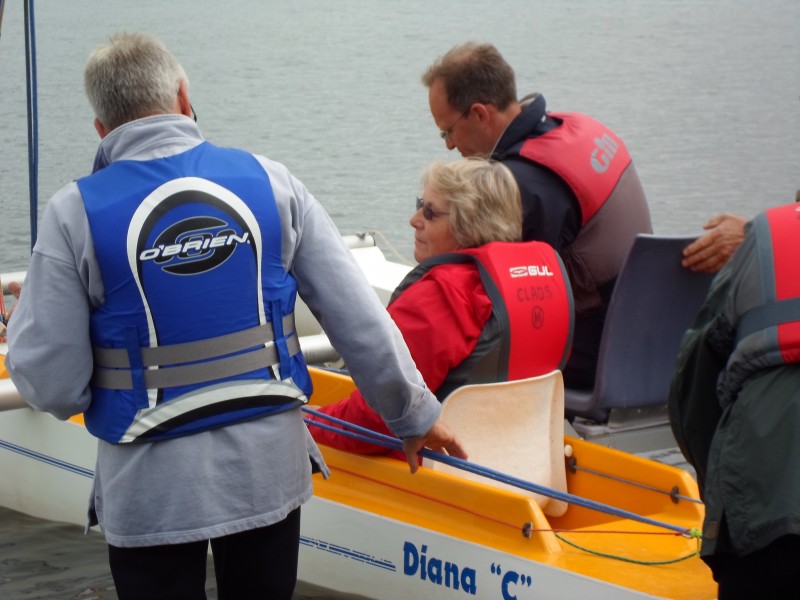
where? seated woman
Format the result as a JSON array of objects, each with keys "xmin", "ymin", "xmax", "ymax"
[{"xmin": 308, "ymin": 158, "xmax": 574, "ymax": 455}]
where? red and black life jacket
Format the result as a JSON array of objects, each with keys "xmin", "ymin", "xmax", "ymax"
[
  {"xmin": 391, "ymin": 241, "xmax": 574, "ymax": 400},
  {"xmin": 736, "ymin": 203, "xmax": 800, "ymax": 364},
  {"xmin": 516, "ymin": 112, "xmax": 651, "ymax": 316},
  {"xmin": 519, "ymin": 111, "xmax": 631, "ymax": 226}
]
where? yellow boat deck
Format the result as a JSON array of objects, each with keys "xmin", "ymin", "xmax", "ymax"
[{"xmin": 307, "ymin": 367, "xmax": 716, "ymax": 599}]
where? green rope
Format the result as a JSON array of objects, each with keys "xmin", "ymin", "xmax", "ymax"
[{"xmin": 555, "ymin": 528, "xmax": 702, "ymax": 566}]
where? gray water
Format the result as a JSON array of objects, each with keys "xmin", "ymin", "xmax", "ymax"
[
  {"xmin": 1, "ymin": 0, "xmax": 799, "ymax": 271},
  {"xmin": 0, "ymin": 0, "xmax": 798, "ymax": 598},
  {"xmin": 0, "ymin": 506, "xmax": 356, "ymax": 600}
]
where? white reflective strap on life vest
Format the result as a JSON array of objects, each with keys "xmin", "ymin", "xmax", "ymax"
[
  {"xmin": 93, "ymin": 316, "xmax": 296, "ymax": 368},
  {"xmin": 120, "ymin": 378, "xmax": 308, "ymax": 443},
  {"xmin": 92, "ymin": 336, "xmax": 301, "ymax": 390}
]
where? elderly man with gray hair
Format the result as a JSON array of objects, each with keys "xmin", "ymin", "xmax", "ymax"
[{"xmin": 7, "ymin": 31, "xmax": 464, "ymax": 599}]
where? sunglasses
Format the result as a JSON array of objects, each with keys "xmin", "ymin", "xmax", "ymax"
[{"xmin": 416, "ymin": 196, "xmax": 450, "ymax": 221}]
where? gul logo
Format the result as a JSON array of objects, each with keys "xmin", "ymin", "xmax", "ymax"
[
  {"xmin": 528, "ymin": 265, "xmax": 553, "ymax": 276},
  {"xmin": 590, "ymin": 132, "xmax": 620, "ymax": 174},
  {"xmin": 139, "ymin": 216, "xmax": 251, "ymax": 275},
  {"xmin": 509, "ymin": 265, "xmax": 554, "ymax": 278},
  {"xmin": 403, "ymin": 542, "xmax": 477, "ymax": 595}
]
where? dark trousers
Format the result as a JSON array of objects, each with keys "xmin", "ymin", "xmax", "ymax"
[
  {"xmin": 108, "ymin": 508, "xmax": 301, "ymax": 600},
  {"xmin": 713, "ymin": 534, "xmax": 800, "ymax": 600}
]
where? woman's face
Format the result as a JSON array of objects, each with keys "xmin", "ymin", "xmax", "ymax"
[{"xmin": 410, "ymin": 184, "xmax": 462, "ymax": 263}]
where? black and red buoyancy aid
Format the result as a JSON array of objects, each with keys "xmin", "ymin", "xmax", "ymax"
[
  {"xmin": 737, "ymin": 203, "xmax": 800, "ymax": 364},
  {"xmin": 514, "ymin": 112, "xmax": 651, "ymax": 320},
  {"xmin": 392, "ymin": 241, "xmax": 574, "ymax": 400},
  {"xmin": 518, "ymin": 112, "xmax": 631, "ymax": 226}
]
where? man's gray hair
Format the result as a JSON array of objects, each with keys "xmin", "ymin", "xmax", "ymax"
[{"xmin": 84, "ymin": 32, "xmax": 188, "ymax": 131}]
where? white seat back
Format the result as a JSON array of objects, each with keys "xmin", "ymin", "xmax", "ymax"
[{"xmin": 423, "ymin": 370, "xmax": 568, "ymax": 517}]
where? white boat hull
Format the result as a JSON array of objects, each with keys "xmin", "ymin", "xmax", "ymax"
[
  {"xmin": 0, "ymin": 236, "xmax": 713, "ymax": 598},
  {"xmin": 0, "ymin": 407, "xmax": 93, "ymax": 527},
  {"xmin": 298, "ymin": 497, "xmax": 653, "ymax": 599},
  {"xmin": 0, "ymin": 408, "xmax": 657, "ymax": 599}
]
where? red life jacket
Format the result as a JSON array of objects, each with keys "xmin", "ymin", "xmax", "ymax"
[
  {"xmin": 737, "ymin": 203, "xmax": 800, "ymax": 364},
  {"xmin": 518, "ymin": 112, "xmax": 631, "ymax": 225},
  {"xmin": 392, "ymin": 241, "xmax": 574, "ymax": 399}
]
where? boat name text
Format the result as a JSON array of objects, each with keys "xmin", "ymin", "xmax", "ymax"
[{"xmin": 403, "ymin": 542, "xmax": 477, "ymax": 595}]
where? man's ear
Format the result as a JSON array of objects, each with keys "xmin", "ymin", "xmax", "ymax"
[
  {"xmin": 471, "ymin": 102, "xmax": 493, "ymax": 124},
  {"xmin": 94, "ymin": 117, "xmax": 109, "ymax": 139},
  {"xmin": 177, "ymin": 80, "xmax": 192, "ymax": 118}
]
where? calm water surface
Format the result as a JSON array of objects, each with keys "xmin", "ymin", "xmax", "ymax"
[
  {"xmin": 1, "ymin": 0, "xmax": 798, "ymax": 270},
  {"xmin": 0, "ymin": 0, "xmax": 798, "ymax": 598}
]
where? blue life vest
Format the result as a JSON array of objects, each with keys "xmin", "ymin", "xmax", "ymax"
[{"xmin": 78, "ymin": 142, "xmax": 312, "ymax": 444}]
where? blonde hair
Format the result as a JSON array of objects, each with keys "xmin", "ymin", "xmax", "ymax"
[
  {"xmin": 422, "ymin": 158, "xmax": 522, "ymax": 248},
  {"xmin": 84, "ymin": 32, "xmax": 188, "ymax": 131}
]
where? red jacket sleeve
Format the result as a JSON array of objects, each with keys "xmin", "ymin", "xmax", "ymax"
[
  {"xmin": 307, "ymin": 264, "xmax": 491, "ymax": 455},
  {"xmin": 389, "ymin": 264, "xmax": 491, "ymax": 392},
  {"xmin": 306, "ymin": 390, "xmax": 396, "ymax": 454}
]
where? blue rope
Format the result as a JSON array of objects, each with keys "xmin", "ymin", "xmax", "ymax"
[
  {"xmin": 24, "ymin": 0, "xmax": 39, "ymax": 251},
  {"xmin": 304, "ymin": 407, "xmax": 693, "ymax": 535}
]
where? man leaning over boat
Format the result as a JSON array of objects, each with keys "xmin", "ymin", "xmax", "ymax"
[{"xmin": 421, "ymin": 42, "xmax": 652, "ymax": 392}]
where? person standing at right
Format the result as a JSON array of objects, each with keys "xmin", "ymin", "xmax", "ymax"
[
  {"xmin": 669, "ymin": 202, "xmax": 800, "ymax": 598},
  {"xmin": 422, "ymin": 42, "xmax": 652, "ymax": 390}
]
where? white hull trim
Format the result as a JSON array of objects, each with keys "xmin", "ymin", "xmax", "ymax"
[{"xmin": 0, "ymin": 408, "xmax": 660, "ymax": 599}]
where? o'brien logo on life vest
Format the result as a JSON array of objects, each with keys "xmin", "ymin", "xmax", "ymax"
[
  {"xmin": 590, "ymin": 132, "xmax": 620, "ymax": 174},
  {"xmin": 139, "ymin": 216, "xmax": 251, "ymax": 275},
  {"xmin": 508, "ymin": 265, "xmax": 554, "ymax": 278}
]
